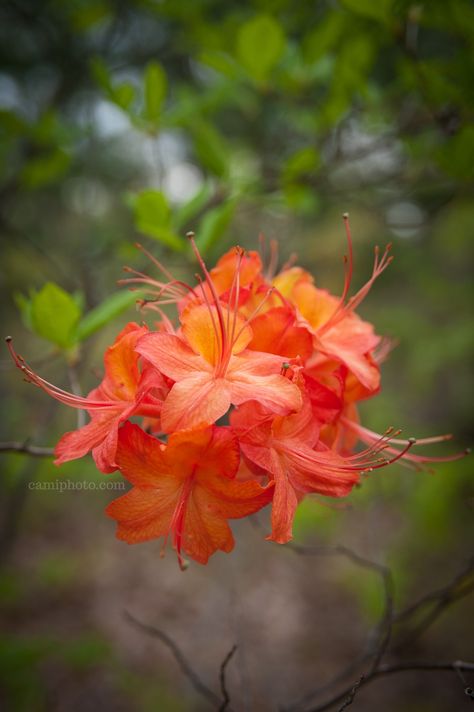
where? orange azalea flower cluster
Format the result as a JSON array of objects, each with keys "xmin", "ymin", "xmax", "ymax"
[{"xmin": 7, "ymin": 219, "xmax": 466, "ymax": 568}]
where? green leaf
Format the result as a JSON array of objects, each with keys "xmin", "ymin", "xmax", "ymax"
[
  {"xmin": 114, "ymin": 83, "xmax": 136, "ymax": 110},
  {"xmin": 195, "ymin": 198, "xmax": 237, "ymax": 255},
  {"xmin": 282, "ymin": 146, "xmax": 320, "ymax": 183},
  {"xmin": 76, "ymin": 290, "xmax": 141, "ymax": 341},
  {"xmin": 30, "ymin": 283, "xmax": 82, "ymax": 348},
  {"xmin": 21, "ymin": 149, "xmax": 71, "ymax": 189},
  {"xmin": 190, "ymin": 121, "xmax": 229, "ymax": 178},
  {"xmin": 13, "ymin": 291, "xmax": 33, "ymax": 330},
  {"xmin": 237, "ymin": 14, "xmax": 285, "ymax": 83},
  {"xmin": 302, "ymin": 13, "xmax": 346, "ymax": 64},
  {"xmin": 144, "ymin": 61, "xmax": 167, "ymax": 129},
  {"xmin": 132, "ymin": 190, "xmax": 184, "ymax": 252},
  {"xmin": 340, "ymin": 0, "xmax": 392, "ymax": 23}
]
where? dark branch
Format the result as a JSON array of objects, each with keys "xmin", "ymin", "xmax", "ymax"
[
  {"xmin": 124, "ymin": 610, "xmax": 220, "ymax": 707},
  {"xmin": 219, "ymin": 644, "xmax": 237, "ymax": 712},
  {"xmin": 0, "ymin": 441, "xmax": 54, "ymax": 457},
  {"xmin": 393, "ymin": 556, "xmax": 474, "ymax": 649},
  {"xmin": 306, "ymin": 661, "xmax": 474, "ymax": 712}
]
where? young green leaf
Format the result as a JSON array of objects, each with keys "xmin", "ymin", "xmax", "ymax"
[{"xmin": 30, "ymin": 283, "xmax": 82, "ymax": 348}]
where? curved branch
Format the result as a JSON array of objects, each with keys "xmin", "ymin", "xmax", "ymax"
[
  {"xmin": 219, "ymin": 645, "xmax": 237, "ymax": 712},
  {"xmin": 307, "ymin": 661, "xmax": 474, "ymax": 712},
  {"xmin": 124, "ymin": 610, "xmax": 221, "ymax": 707},
  {"xmin": 0, "ymin": 441, "xmax": 54, "ymax": 457}
]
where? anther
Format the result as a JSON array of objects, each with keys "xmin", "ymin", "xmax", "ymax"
[
  {"xmin": 343, "ymin": 212, "xmax": 349, "ymax": 219},
  {"xmin": 186, "ymin": 231, "xmax": 195, "ymax": 240},
  {"xmin": 408, "ymin": 437, "xmax": 417, "ymax": 444},
  {"xmin": 5, "ymin": 336, "xmax": 12, "ymax": 343}
]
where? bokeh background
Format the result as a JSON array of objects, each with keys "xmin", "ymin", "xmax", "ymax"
[{"xmin": 1, "ymin": 1, "xmax": 473, "ymax": 710}]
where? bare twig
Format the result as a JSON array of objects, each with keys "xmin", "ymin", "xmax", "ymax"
[
  {"xmin": 393, "ymin": 556, "xmax": 474, "ymax": 649},
  {"xmin": 219, "ymin": 644, "xmax": 237, "ymax": 712},
  {"xmin": 0, "ymin": 441, "xmax": 54, "ymax": 457},
  {"xmin": 337, "ymin": 676, "xmax": 364, "ymax": 712},
  {"xmin": 283, "ymin": 542, "xmax": 394, "ymax": 711},
  {"xmin": 305, "ymin": 661, "xmax": 474, "ymax": 712},
  {"xmin": 124, "ymin": 610, "xmax": 221, "ymax": 707}
]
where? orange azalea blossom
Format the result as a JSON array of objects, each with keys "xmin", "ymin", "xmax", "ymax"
[
  {"xmin": 8, "ymin": 216, "xmax": 469, "ymax": 565},
  {"xmin": 135, "ymin": 235, "xmax": 302, "ymax": 432},
  {"xmin": 106, "ymin": 422, "xmax": 274, "ymax": 567},
  {"xmin": 272, "ymin": 216, "xmax": 389, "ymax": 391},
  {"xmin": 231, "ymin": 394, "xmax": 417, "ymax": 543},
  {"xmin": 7, "ymin": 323, "xmax": 166, "ymax": 472}
]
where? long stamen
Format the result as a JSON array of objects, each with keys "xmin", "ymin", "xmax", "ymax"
[
  {"xmin": 5, "ymin": 337, "xmax": 120, "ymax": 411},
  {"xmin": 340, "ymin": 415, "xmax": 469, "ymax": 469},
  {"xmin": 187, "ymin": 231, "xmax": 228, "ymax": 369}
]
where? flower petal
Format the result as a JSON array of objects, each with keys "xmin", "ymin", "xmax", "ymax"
[
  {"xmin": 161, "ymin": 374, "xmax": 231, "ymax": 432},
  {"xmin": 54, "ymin": 407, "xmax": 124, "ymax": 470},
  {"xmin": 136, "ymin": 332, "xmax": 208, "ymax": 381},
  {"xmin": 102, "ymin": 323, "xmax": 148, "ymax": 401}
]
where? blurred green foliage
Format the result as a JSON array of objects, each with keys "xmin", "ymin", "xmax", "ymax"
[{"xmin": 1, "ymin": 0, "xmax": 473, "ymax": 709}]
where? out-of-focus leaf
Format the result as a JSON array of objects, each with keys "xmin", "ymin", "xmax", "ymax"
[
  {"xmin": 198, "ymin": 51, "xmax": 241, "ymax": 80},
  {"xmin": 30, "ymin": 283, "xmax": 82, "ymax": 348},
  {"xmin": 172, "ymin": 181, "xmax": 214, "ymax": 232},
  {"xmin": 21, "ymin": 149, "xmax": 71, "ymax": 189},
  {"xmin": 236, "ymin": 15, "xmax": 285, "ymax": 83},
  {"xmin": 113, "ymin": 83, "xmax": 136, "ymax": 110},
  {"xmin": 132, "ymin": 190, "xmax": 184, "ymax": 252},
  {"xmin": 436, "ymin": 125, "xmax": 474, "ymax": 180},
  {"xmin": 76, "ymin": 291, "xmax": 141, "ymax": 341},
  {"xmin": 144, "ymin": 61, "xmax": 167, "ymax": 129},
  {"xmin": 303, "ymin": 13, "xmax": 346, "ymax": 64},
  {"xmin": 282, "ymin": 146, "xmax": 320, "ymax": 183},
  {"xmin": 195, "ymin": 198, "xmax": 237, "ymax": 255},
  {"xmin": 189, "ymin": 120, "xmax": 229, "ymax": 178},
  {"xmin": 91, "ymin": 58, "xmax": 136, "ymax": 112},
  {"xmin": 0, "ymin": 109, "xmax": 27, "ymax": 136},
  {"xmin": 13, "ymin": 291, "xmax": 33, "ymax": 330},
  {"xmin": 340, "ymin": 0, "xmax": 392, "ymax": 23}
]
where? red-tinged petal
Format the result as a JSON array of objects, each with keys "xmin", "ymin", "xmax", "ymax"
[
  {"xmin": 317, "ymin": 330, "xmax": 380, "ymax": 391},
  {"xmin": 115, "ymin": 421, "xmax": 169, "ymax": 486},
  {"xmin": 136, "ymin": 332, "xmax": 209, "ymax": 382},
  {"xmin": 303, "ymin": 371, "xmax": 343, "ymax": 425},
  {"xmin": 248, "ymin": 307, "xmax": 313, "ymax": 361},
  {"xmin": 267, "ymin": 454, "xmax": 299, "ymax": 544},
  {"xmin": 231, "ymin": 401, "xmax": 273, "ymax": 446},
  {"xmin": 180, "ymin": 493, "xmax": 235, "ymax": 564},
  {"xmin": 228, "ymin": 349, "xmax": 289, "ymax": 377},
  {"xmin": 160, "ymin": 374, "xmax": 231, "ymax": 432},
  {"xmin": 210, "ymin": 247, "xmax": 263, "ymax": 293},
  {"xmin": 274, "ymin": 397, "xmax": 319, "ymax": 447},
  {"xmin": 203, "ymin": 474, "xmax": 274, "ymax": 519},
  {"xmin": 106, "ymin": 488, "xmax": 176, "ymax": 543},
  {"xmin": 54, "ymin": 407, "xmax": 124, "ymax": 468},
  {"xmin": 167, "ymin": 426, "xmax": 239, "ymax": 480},
  {"xmin": 102, "ymin": 323, "xmax": 148, "ymax": 400}
]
